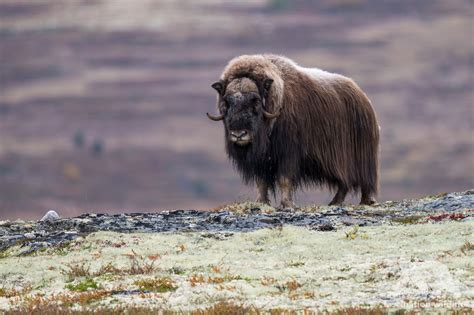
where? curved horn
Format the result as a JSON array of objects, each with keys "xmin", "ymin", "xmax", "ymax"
[
  {"xmin": 263, "ymin": 108, "xmax": 280, "ymax": 119},
  {"xmin": 206, "ymin": 112, "xmax": 225, "ymax": 121},
  {"xmin": 260, "ymin": 89, "xmax": 280, "ymax": 119}
]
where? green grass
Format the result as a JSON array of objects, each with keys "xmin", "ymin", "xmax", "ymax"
[
  {"xmin": 134, "ymin": 277, "xmax": 177, "ymax": 293},
  {"xmin": 65, "ymin": 278, "xmax": 100, "ymax": 292}
]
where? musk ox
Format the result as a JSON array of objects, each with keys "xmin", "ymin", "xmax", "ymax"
[{"xmin": 207, "ymin": 54, "xmax": 379, "ymax": 207}]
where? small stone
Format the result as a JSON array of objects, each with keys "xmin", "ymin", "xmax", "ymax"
[
  {"xmin": 316, "ymin": 223, "xmax": 335, "ymax": 231},
  {"xmin": 258, "ymin": 217, "xmax": 280, "ymax": 224},
  {"xmin": 40, "ymin": 210, "xmax": 60, "ymax": 222},
  {"xmin": 24, "ymin": 232, "xmax": 35, "ymax": 239},
  {"xmin": 222, "ymin": 216, "xmax": 236, "ymax": 224},
  {"xmin": 341, "ymin": 216, "xmax": 366, "ymax": 226},
  {"xmin": 250, "ymin": 207, "xmax": 261, "ymax": 214}
]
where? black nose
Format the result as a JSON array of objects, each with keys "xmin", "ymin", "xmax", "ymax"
[{"xmin": 231, "ymin": 130, "xmax": 247, "ymax": 138}]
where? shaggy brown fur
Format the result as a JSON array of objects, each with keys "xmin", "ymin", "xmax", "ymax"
[{"xmin": 208, "ymin": 54, "xmax": 380, "ymax": 207}]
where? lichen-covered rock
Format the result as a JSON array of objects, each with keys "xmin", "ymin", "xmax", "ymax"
[
  {"xmin": 0, "ymin": 190, "xmax": 473, "ymax": 255},
  {"xmin": 40, "ymin": 210, "xmax": 60, "ymax": 222}
]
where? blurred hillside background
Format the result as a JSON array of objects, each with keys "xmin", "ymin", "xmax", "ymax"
[{"xmin": 0, "ymin": 0, "xmax": 473, "ymax": 219}]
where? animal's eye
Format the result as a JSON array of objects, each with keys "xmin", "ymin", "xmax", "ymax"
[
  {"xmin": 224, "ymin": 96, "xmax": 233, "ymax": 106},
  {"xmin": 249, "ymin": 94, "xmax": 259, "ymax": 103}
]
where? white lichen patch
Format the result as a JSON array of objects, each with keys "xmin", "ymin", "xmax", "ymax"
[{"xmin": 0, "ymin": 222, "xmax": 472, "ymax": 312}]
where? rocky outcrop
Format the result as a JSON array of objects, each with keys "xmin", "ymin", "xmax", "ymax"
[{"xmin": 1, "ymin": 190, "xmax": 472, "ymax": 256}]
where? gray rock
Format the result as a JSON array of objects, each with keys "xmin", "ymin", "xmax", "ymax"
[
  {"xmin": 0, "ymin": 190, "xmax": 472, "ymax": 256},
  {"xmin": 40, "ymin": 210, "xmax": 60, "ymax": 222},
  {"xmin": 23, "ymin": 232, "xmax": 35, "ymax": 239},
  {"xmin": 258, "ymin": 216, "xmax": 281, "ymax": 224}
]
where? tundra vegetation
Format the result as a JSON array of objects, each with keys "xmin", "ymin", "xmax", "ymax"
[{"xmin": 0, "ymin": 203, "xmax": 472, "ymax": 313}]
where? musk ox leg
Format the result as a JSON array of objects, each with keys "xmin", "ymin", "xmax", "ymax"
[
  {"xmin": 278, "ymin": 177, "xmax": 296, "ymax": 209},
  {"xmin": 328, "ymin": 186, "xmax": 348, "ymax": 206},
  {"xmin": 360, "ymin": 188, "xmax": 377, "ymax": 205},
  {"xmin": 256, "ymin": 179, "xmax": 270, "ymax": 205}
]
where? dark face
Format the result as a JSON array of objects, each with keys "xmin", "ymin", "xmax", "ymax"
[
  {"xmin": 223, "ymin": 90, "xmax": 262, "ymax": 146},
  {"xmin": 207, "ymin": 77, "xmax": 279, "ymax": 147}
]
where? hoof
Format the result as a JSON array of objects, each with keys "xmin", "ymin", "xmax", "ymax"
[
  {"xmin": 255, "ymin": 198, "xmax": 270, "ymax": 205},
  {"xmin": 280, "ymin": 200, "xmax": 297, "ymax": 210},
  {"xmin": 360, "ymin": 198, "xmax": 376, "ymax": 205}
]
